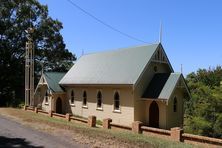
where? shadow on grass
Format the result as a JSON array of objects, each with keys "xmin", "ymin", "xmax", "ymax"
[{"xmin": 0, "ymin": 136, "xmax": 43, "ymax": 148}]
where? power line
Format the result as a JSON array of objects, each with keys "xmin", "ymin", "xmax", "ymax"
[{"xmin": 65, "ymin": 0, "xmax": 148, "ymax": 43}]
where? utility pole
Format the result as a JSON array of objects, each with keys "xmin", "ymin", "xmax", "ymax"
[{"xmin": 25, "ymin": 27, "xmax": 34, "ymax": 107}]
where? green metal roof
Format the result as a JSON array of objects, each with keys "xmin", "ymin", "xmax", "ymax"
[
  {"xmin": 60, "ymin": 43, "xmax": 160, "ymax": 85},
  {"xmin": 142, "ymin": 73, "xmax": 170, "ymax": 98},
  {"xmin": 142, "ymin": 73, "xmax": 182, "ymax": 100},
  {"xmin": 44, "ymin": 72, "xmax": 66, "ymax": 92},
  {"xmin": 158, "ymin": 73, "xmax": 181, "ymax": 99}
]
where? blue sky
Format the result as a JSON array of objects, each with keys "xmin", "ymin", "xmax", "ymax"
[{"xmin": 39, "ymin": 0, "xmax": 222, "ymax": 76}]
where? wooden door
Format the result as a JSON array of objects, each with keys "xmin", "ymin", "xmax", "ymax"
[
  {"xmin": 56, "ymin": 97, "xmax": 62, "ymax": 114},
  {"xmin": 149, "ymin": 101, "xmax": 159, "ymax": 128}
]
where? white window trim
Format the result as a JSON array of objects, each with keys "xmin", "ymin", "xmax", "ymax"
[{"xmin": 113, "ymin": 90, "xmax": 121, "ymax": 113}]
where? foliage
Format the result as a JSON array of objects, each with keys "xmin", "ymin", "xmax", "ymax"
[
  {"xmin": 96, "ymin": 119, "xmax": 103, "ymax": 126},
  {"xmin": 0, "ymin": 0, "xmax": 76, "ymax": 106},
  {"xmin": 184, "ymin": 66, "xmax": 222, "ymax": 138}
]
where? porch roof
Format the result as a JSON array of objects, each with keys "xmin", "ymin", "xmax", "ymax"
[
  {"xmin": 44, "ymin": 72, "xmax": 66, "ymax": 93},
  {"xmin": 142, "ymin": 73, "xmax": 181, "ymax": 100}
]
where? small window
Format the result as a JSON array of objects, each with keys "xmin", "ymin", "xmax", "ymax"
[
  {"xmin": 97, "ymin": 91, "xmax": 102, "ymax": 108},
  {"xmin": 157, "ymin": 50, "xmax": 160, "ymax": 60},
  {"xmin": 154, "ymin": 66, "xmax": 158, "ymax": 72},
  {"xmin": 45, "ymin": 89, "xmax": 49, "ymax": 103},
  {"xmin": 114, "ymin": 92, "xmax": 120, "ymax": 111},
  {"xmin": 173, "ymin": 97, "xmax": 177, "ymax": 112},
  {"xmin": 71, "ymin": 90, "xmax": 74, "ymax": 104},
  {"xmin": 83, "ymin": 91, "xmax": 87, "ymax": 106}
]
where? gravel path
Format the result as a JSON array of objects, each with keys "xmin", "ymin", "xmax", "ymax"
[{"xmin": 0, "ymin": 115, "xmax": 82, "ymax": 148}]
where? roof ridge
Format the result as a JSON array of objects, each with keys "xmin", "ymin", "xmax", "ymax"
[
  {"xmin": 44, "ymin": 72, "xmax": 66, "ymax": 74},
  {"xmin": 81, "ymin": 43, "xmax": 160, "ymax": 57}
]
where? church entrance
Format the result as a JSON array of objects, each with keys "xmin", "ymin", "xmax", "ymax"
[
  {"xmin": 149, "ymin": 101, "xmax": 159, "ymax": 128},
  {"xmin": 56, "ymin": 97, "xmax": 62, "ymax": 114}
]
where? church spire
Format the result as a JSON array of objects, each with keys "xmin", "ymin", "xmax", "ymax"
[{"xmin": 159, "ymin": 21, "xmax": 162, "ymax": 43}]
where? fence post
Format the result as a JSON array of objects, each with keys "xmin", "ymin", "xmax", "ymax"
[
  {"xmin": 88, "ymin": 115, "xmax": 96, "ymax": 127},
  {"xmin": 103, "ymin": 118, "xmax": 112, "ymax": 129},
  {"xmin": 66, "ymin": 113, "xmax": 71, "ymax": 122},
  {"xmin": 132, "ymin": 121, "xmax": 143, "ymax": 134},
  {"xmin": 171, "ymin": 127, "xmax": 183, "ymax": 142},
  {"xmin": 34, "ymin": 107, "xmax": 38, "ymax": 113},
  {"xmin": 48, "ymin": 110, "xmax": 53, "ymax": 117}
]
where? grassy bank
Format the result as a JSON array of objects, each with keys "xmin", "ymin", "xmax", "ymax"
[{"xmin": 0, "ymin": 108, "xmax": 195, "ymax": 148}]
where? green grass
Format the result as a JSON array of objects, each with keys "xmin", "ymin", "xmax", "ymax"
[
  {"xmin": 96, "ymin": 119, "xmax": 103, "ymax": 126},
  {"xmin": 0, "ymin": 108, "xmax": 196, "ymax": 148}
]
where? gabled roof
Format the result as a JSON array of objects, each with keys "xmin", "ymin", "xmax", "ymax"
[
  {"xmin": 142, "ymin": 73, "xmax": 170, "ymax": 98},
  {"xmin": 142, "ymin": 73, "xmax": 183, "ymax": 100},
  {"xmin": 158, "ymin": 73, "xmax": 181, "ymax": 99},
  {"xmin": 60, "ymin": 43, "xmax": 160, "ymax": 85},
  {"xmin": 44, "ymin": 72, "xmax": 66, "ymax": 92}
]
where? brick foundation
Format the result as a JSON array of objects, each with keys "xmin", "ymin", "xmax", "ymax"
[
  {"xmin": 103, "ymin": 118, "xmax": 112, "ymax": 129},
  {"xmin": 88, "ymin": 115, "xmax": 96, "ymax": 127},
  {"xmin": 66, "ymin": 113, "xmax": 71, "ymax": 121},
  {"xmin": 132, "ymin": 121, "xmax": 142, "ymax": 134},
  {"xmin": 48, "ymin": 110, "xmax": 53, "ymax": 117},
  {"xmin": 171, "ymin": 127, "xmax": 183, "ymax": 142},
  {"xmin": 34, "ymin": 107, "xmax": 38, "ymax": 113}
]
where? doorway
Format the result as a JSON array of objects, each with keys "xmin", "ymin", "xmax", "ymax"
[
  {"xmin": 149, "ymin": 101, "xmax": 159, "ymax": 128},
  {"xmin": 56, "ymin": 97, "xmax": 62, "ymax": 114}
]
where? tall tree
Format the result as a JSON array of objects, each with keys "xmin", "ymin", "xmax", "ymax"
[
  {"xmin": 0, "ymin": 0, "xmax": 76, "ymax": 106},
  {"xmin": 185, "ymin": 66, "xmax": 222, "ymax": 138}
]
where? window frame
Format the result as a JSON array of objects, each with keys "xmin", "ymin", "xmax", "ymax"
[
  {"xmin": 70, "ymin": 90, "xmax": 75, "ymax": 105},
  {"xmin": 113, "ymin": 90, "xmax": 121, "ymax": 113},
  {"xmin": 96, "ymin": 90, "xmax": 103, "ymax": 110},
  {"xmin": 44, "ymin": 89, "xmax": 50, "ymax": 105},
  {"xmin": 82, "ymin": 90, "xmax": 88, "ymax": 108},
  {"xmin": 173, "ymin": 97, "xmax": 177, "ymax": 112}
]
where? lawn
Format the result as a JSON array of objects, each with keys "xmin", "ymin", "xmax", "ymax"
[{"xmin": 0, "ymin": 108, "xmax": 196, "ymax": 148}]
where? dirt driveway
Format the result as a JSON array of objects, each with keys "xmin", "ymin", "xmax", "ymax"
[{"xmin": 0, "ymin": 115, "xmax": 83, "ymax": 148}]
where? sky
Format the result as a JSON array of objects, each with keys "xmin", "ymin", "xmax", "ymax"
[{"xmin": 38, "ymin": 0, "xmax": 222, "ymax": 76}]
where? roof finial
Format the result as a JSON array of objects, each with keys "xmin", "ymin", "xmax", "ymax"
[
  {"xmin": 159, "ymin": 21, "xmax": 162, "ymax": 43},
  {"xmin": 181, "ymin": 64, "xmax": 183, "ymax": 74}
]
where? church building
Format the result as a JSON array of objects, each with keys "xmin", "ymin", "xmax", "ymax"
[{"xmin": 34, "ymin": 43, "xmax": 190, "ymax": 129}]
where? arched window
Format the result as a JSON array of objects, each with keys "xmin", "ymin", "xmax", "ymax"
[
  {"xmin": 71, "ymin": 90, "xmax": 74, "ymax": 104},
  {"xmin": 97, "ymin": 91, "xmax": 102, "ymax": 108},
  {"xmin": 45, "ymin": 89, "xmax": 49, "ymax": 103},
  {"xmin": 114, "ymin": 92, "xmax": 120, "ymax": 110},
  {"xmin": 173, "ymin": 97, "xmax": 177, "ymax": 112},
  {"xmin": 83, "ymin": 91, "xmax": 87, "ymax": 106}
]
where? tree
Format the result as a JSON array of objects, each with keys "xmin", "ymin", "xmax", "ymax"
[
  {"xmin": 0, "ymin": 0, "xmax": 76, "ymax": 106},
  {"xmin": 185, "ymin": 66, "xmax": 222, "ymax": 138}
]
